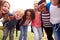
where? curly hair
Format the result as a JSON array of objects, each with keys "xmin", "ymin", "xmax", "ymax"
[
  {"xmin": 58, "ymin": 0, "xmax": 60, "ymax": 4},
  {"xmin": 23, "ymin": 9, "xmax": 35, "ymax": 20}
]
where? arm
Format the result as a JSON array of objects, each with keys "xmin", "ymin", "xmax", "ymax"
[{"xmin": 8, "ymin": 13, "xmax": 15, "ymax": 20}]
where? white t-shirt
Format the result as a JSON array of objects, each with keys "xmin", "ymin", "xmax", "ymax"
[{"xmin": 50, "ymin": 4, "xmax": 60, "ymax": 24}]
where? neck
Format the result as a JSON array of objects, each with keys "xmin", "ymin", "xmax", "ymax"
[
  {"xmin": 2, "ymin": 13, "xmax": 5, "ymax": 15},
  {"xmin": 34, "ymin": 9, "xmax": 38, "ymax": 11}
]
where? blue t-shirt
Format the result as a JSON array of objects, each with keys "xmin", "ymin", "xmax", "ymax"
[
  {"xmin": 3, "ymin": 13, "xmax": 18, "ymax": 29},
  {"xmin": 46, "ymin": 2, "xmax": 51, "ymax": 11}
]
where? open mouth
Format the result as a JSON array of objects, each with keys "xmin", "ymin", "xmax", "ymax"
[
  {"xmin": 2, "ymin": 9, "xmax": 8, "ymax": 14},
  {"xmin": 1, "ymin": 9, "xmax": 8, "ymax": 15}
]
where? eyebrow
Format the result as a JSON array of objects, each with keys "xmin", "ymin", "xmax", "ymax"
[{"xmin": 34, "ymin": 3, "xmax": 38, "ymax": 5}]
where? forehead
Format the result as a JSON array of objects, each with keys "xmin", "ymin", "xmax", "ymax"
[
  {"xmin": 39, "ymin": 3, "xmax": 46, "ymax": 7},
  {"xmin": 34, "ymin": 3, "xmax": 38, "ymax": 5},
  {"xmin": 2, "ymin": 2, "xmax": 10, "ymax": 8},
  {"xmin": 27, "ymin": 11, "xmax": 31, "ymax": 13},
  {"xmin": 3, "ymin": 1, "xmax": 10, "ymax": 6},
  {"xmin": 14, "ymin": 10, "xmax": 24, "ymax": 15}
]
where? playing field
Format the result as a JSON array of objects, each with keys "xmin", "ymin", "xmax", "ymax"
[{"xmin": 0, "ymin": 26, "xmax": 54, "ymax": 40}]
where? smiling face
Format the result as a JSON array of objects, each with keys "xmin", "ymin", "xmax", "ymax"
[
  {"xmin": 1, "ymin": 1, "xmax": 10, "ymax": 15},
  {"xmin": 34, "ymin": 3, "xmax": 38, "ymax": 10},
  {"xmin": 26, "ymin": 11, "xmax": 31, "ymax": 20},
  {"xmin": 14, "ymin": 9, "xmax": 24, "ymax": 20}
]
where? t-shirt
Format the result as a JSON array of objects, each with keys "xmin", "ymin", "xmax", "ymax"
[
  {"xmin": 23, "ymin": 19, "xmax": 30, "ymax": 26},
  {"xmin": 5, "ymin": 18, "xmax": 18, "ymax": 29},
  {"xmin": 50, "ymin": 4, "xmax": 60, "ymax": 24},
  {"xmin": 3, "ymin": 13, "xmax": 18, "ymax": 29},
  {"xmin": 42, "ymin": 11, "xmax": 52, "ymax": 27}
]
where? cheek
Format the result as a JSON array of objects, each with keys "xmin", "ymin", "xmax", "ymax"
[
  {"xmin": 1, "ymin": 7, "xmax": 9, "ymax": 13},
  {"xmin": 2, "ymin": 6, "xmax": 6, "ymax": 10},
  {"xmin": 26, "ymin": 16, "xmax": 31, "ymax": 19},
  {"xmin": 16, "ymin": 15, "xmax": 22, "ymax": 20}
]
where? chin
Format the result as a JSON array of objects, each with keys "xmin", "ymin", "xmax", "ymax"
[{"xmin": 2, "ymin": 13, "xmax": 7, "ymax": 15}]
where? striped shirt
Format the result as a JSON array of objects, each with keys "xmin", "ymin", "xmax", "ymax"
[{"xmin": 41, "ymin": 11, "xmax": 52, "ymax": 27}]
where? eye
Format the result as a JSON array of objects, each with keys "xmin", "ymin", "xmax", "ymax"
[{"xmin": 8, "ymin": 7, "xmax": 10, "ymax": 9}]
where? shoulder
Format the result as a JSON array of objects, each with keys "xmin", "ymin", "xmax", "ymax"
[{"xmin": 46, "ymin": 2, "xmax": 51, "ymax": 11}]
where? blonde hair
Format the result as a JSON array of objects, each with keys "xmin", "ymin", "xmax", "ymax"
[{"xmin": 13, "ymin": 9, "xmax": 24, "ymax": 17}]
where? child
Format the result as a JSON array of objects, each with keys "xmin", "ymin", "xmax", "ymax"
[
  {"xmin": 17, "ymin": 9, "xmax": 35, "ymax": 40},
  {"xmin": 31, "ymin": 1, "xmax": 42, "ymax": 40},
  {"xmin": 0, "ymin": 1, "xmax": 24, "ymax": 40},
  {"xmin": 6, "ymin": 9, "xmax": 24, "ymax": 40},
  {"xmin": 50, "ymin": 0, "xmax": 60, "ymax": 40},
  {"xmin": 38, "ymin": 2, "xmax": 54, "ymax": 40},
  {"xmin": 13, "ymin": 9, "xmax": 24, "ymax": 20},
  {"xmin": 0, "ymin": 1, "xmax": 13, "ymax": 40}
]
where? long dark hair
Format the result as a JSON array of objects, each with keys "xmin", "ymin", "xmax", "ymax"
[
  {"xmin": 58, "ymin": 0, "xmax": 60, "ymax": 4},
  {"xmin": 20, "ymin": 9, "xmax": 35, "ymax": 25},
  {"xmin": 23, "ymin": 9, "xmax": 35, "ymax": 21}
]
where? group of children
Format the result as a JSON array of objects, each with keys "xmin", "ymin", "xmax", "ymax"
[
  {"xmin": 0, "ymin": 0, "xmax": 60, "ymax": 40},
  {"xmin": 0, "ymin": 0, "xmax": 35, "ymax": 40}
]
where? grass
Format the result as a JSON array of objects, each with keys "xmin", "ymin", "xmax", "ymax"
[
  {"xmin": 0, "ymin": 30, "xmax": 48, "ymax": 40},
  {"xmin": 0, "ymin": 30, "xmax": 34, "ymax": 40},
  {"xmin": 0, "ymin": 26, "xmax": 54, "ymax": 40}
]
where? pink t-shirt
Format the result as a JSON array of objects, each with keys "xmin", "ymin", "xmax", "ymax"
[{"xmin": 32, "ymin": 11, "xmax": 41, "ymax": 28}]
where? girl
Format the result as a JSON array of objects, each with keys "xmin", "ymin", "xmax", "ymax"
[
  {"xmin": 18, "ymin": 9, "xmax": 35, "ymax": 40},
  {"xmin": 0, "ymin": 1, "xmax": 15, "ymax": 40},
  {"xmin": 0, "ymin": 1, "xmax": 24, "ymax": 40},
  {"xmin": 50, "ymin": 0, "xmax": 60, "ymax": 40},
  {"xmin": 31, "ymin": 1, "xmax": 42, "ymax": 40},
  {"xmin": 0, "ymin": 1, "xmax": 13, "ymax": 40}
]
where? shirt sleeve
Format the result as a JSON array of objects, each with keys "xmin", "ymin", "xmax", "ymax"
[
  {"xmin": 8, "ymin": 13, "xmax": 13, "ymax": 16},
  {"xmin": 46, "ymin": 2, "xmax": 51, "ymax": 11}
]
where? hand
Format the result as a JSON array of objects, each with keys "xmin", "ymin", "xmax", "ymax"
[{"xmin": 8, "ymin": 16, "xmax": 15, "ymax": 20}]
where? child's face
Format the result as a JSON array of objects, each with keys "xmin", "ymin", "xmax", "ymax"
[
  {"xmin": 14, "ymin": 11, "xmax": 24, "ymax": 20},
  {"xmin": 39, "ymin": 4, "xmax": 46, "ymax": 11},
  {"xmin": 34, "ymin": 3, "xmax": 38, "ymax": 10},
  {"xmin": 26, "ymin": 11, "xmax": 31, "ymax": 19},
  {"xmin": 1, "ymin": 2, "xmax": 10, "ymax": 15}
]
